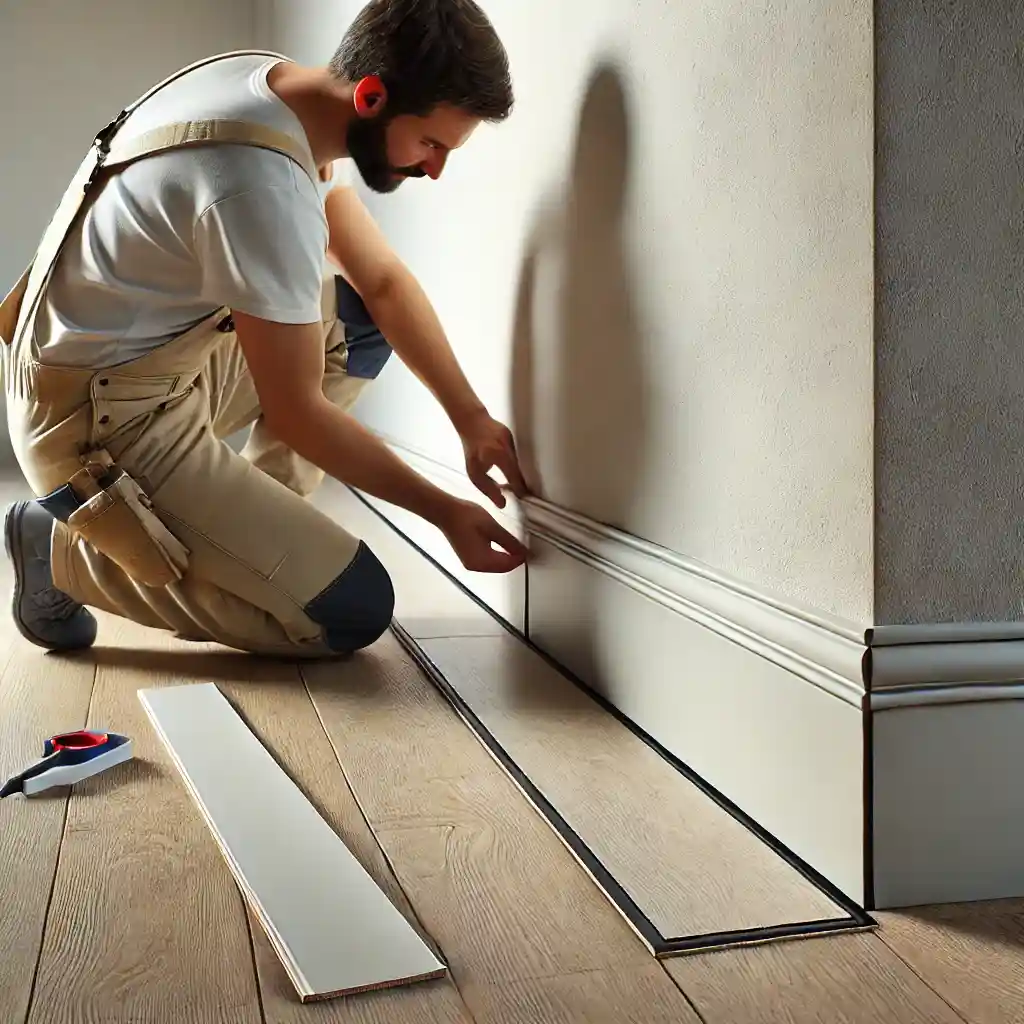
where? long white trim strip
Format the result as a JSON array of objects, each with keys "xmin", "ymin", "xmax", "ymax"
[
  {"xmin": 371, "ymin": 435, "xmax": 866, "ymax": 704},
  {"xmin": 526, "ymin": 511, "xmax": 867, "ymax": 707},
  {"xmin": 138, "ymin": 683, "xmax": 446, "ymax": 1002},
  {"xmin": 868, "ymin": 623, "xmax": 1024, "ymax": 646},
  {"xmin": 373, "ymin": 435, "xmax": 1024, "ymax": 707}
]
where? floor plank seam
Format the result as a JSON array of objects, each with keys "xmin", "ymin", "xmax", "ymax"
[
  {"xmin": 298, "ymin": 664, "xmax": 455, "ymax": 973},
  {"xmin": 20, "ymin": 656, "xmax": 99, "ymax": 1024},
  {"xmin": 658, "ymin": 961, "xmax": 710, "ymax": 1024},
  {"xmin": 20, "ymin": 791, "xmax": 73, "ymax": 1024},
  {"xmin": 872, "ymin": 932, "xmax": 973, "ymax": 1024},
  {"xmin": 239, "ymin": 889, "xmax": 268, "ymax": 1024}
]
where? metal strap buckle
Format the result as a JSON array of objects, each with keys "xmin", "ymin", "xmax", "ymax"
[{"xmin": 84, "ymin": 108, "xmax": 130, "ymax": 191}]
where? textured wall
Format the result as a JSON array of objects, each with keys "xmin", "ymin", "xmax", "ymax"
[
  {"xmin": 875, "ymin": 3, "xmax": 1024, "ymax": 623},
  {"xmin": 1, "ymin": 0, "xmax": 259, "ymax": 462}
]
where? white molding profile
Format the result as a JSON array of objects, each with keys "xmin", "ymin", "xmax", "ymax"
[
  {"xmin": 139, "ymin": 683, "xmax": 446, "ymax": 1002},
  {"xmin": 524, "ymin": 500, "xmax": 867, "ymax": 707}
]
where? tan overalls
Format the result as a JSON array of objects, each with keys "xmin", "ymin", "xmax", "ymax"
[{"xmin": 0, "ymin": 50, "xmax": 394, "ymax": 658}]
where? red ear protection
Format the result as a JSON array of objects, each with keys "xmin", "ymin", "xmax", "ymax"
[{"xmin": 353, "ymin": 76, "xmax": 386, "ymax": 115}]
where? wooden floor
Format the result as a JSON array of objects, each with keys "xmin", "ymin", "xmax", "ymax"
[{"xmin": 0, "ymin": 474, "xmax": 1022, "ymax": 1023}]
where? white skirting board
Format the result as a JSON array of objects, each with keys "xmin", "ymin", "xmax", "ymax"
[
  {"xmin": 365, "ymin": 436, "xmax": 1024, "ymax": 910},
  {"xmin": 138, "ymin": 683, "xmax": 446, "ymax": 1002},
  {"xmin": 524, "ymin": 531, "xmax": 868, "ymax": 905},
  {"xmin": 870, "ymin": 696, "xmax": 1024, "ymax": 908}
]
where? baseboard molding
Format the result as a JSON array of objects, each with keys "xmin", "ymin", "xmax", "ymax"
[
  {"xmin": 366, "ymin": 434, "xmax": 1024, "ymax": 908},
  {"xmin": 871, "ymin": 699, "xmax": 1024, "ymax": 908},
  {"xmin": 524, "ymin": 500, "xmax": 868, "ymax": 707}
]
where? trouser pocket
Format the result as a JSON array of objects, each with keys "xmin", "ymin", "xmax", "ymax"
[{"xmin": 46, "ymin": 451, "xmax": 190, "ymax": 588}]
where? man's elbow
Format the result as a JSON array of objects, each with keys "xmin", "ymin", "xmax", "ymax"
[
  {"xmin": 260, "ymin": 392, "xmax": 328, "ymax": 453},
  {"xmin": 356, "ymin": 266, "xmax": 407, "ymax": 321}
]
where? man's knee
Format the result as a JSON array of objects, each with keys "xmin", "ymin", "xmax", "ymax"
[{"xmin": 303, "ymin": 541, "xmax": 395, "ymax": 653}]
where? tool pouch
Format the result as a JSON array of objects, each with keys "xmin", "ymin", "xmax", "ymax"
[{"xmin": 64, "ymin": 455, "xmax": 189, "ymax": 588}]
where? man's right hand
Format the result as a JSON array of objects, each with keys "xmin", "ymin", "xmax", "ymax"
[{"xmin": 436, "ymin": 499, "xmax": 528, "ymax": 573}]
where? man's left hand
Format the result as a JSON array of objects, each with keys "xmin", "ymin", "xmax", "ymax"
[{"xmin": 460, "ymin": 413, "xmax": 529, "ymax": 509}]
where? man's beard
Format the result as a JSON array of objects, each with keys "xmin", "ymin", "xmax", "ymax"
[{"xmin": 346, "ymin": 115, "xmax": 426, "ymax": 194}]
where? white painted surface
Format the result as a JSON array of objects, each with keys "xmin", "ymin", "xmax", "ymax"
[
  {"xmin": 872, "ymin": 700, "xmax": 1024, "ymax": 908},
  {"xmin": 527, "ymin": 535, "xmax": 867, "ymax": 904},
  {"xmin": 0, "ymin": 0, "xmax": 261, "ymax": 462},
  {"xmin": 139, "ymin": 682, "xmax": 445, "ymax": 1000},
  {"xmin": 292, "ymin": 0, "xmax": 877, "ymax": 623}
]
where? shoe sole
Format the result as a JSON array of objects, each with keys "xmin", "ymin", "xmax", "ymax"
[{"xmin": 4, "ymin": 500, "xmax": 88, "ymax": 652}]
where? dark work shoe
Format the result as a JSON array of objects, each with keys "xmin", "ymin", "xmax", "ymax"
[{"xmin": 4, "ymin": 500, "xmax": 97, "ymax": 651}]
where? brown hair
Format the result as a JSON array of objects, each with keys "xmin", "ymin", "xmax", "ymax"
[{"xmin": 328, "ymin": 0, "xmax": 513, "ymax": 122}]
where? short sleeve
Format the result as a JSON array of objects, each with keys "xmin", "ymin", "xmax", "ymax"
[
  {"xmin": 316, "ymin": 158, "xmax": 356, "ymax": 201},
  {"xmin": 194, "ymin": 183, "xmax": 328, "ymax": 324}
]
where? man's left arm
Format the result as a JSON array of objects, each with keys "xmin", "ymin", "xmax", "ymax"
[{"xmin": 324, "ymin": 185, "xmax": 527, "ymax": 508}]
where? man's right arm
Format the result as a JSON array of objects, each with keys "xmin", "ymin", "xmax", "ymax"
[{"xmin": 231, "ymin": 310, "xmax": 527, "ymax": 573}]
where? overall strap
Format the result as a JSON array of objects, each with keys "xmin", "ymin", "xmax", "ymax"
[{"xmin": 3, "ymin": 49, "xmax": 313, "ymax": 350}]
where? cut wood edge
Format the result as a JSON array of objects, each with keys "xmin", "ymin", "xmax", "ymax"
[{"xmin": 137, "ymin": 681, "xmax": 447, "ymax": 1002}]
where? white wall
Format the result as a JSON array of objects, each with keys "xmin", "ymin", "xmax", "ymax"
[
  {"xmin": 265, "ymin": 0, "xmax": 875, "ymax": 624},
  {"xmin": 1, "ymin": 0, "xmax": 260, "ymax": 459}
]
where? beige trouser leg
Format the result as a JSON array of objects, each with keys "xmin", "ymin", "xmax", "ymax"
[
  {"xmin": 204, "ymin": 294, "xmax": 372, "ymax": 497},
  {"xmin": 44, "ymin": 300, "xmax": 387, "ymax": 657}
]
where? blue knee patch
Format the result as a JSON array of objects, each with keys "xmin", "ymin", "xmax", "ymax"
[
  {"xmin": 345, "ymin": 324, "xmax": 394, "ymax": 380},
  {"xmin": 36, "ymin": 483, "xmax": 82, "ymax": 523},
  {"xmin": 334, "ymin": 274, "xmax": 393, "ymax": 380},
  {"xmin": 304, "ymin": 541, "xmax": 395, "ymax": 652}
]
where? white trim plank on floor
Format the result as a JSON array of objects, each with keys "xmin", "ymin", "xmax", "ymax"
[{"xmin": 138, "ymin": 679, "xmax": 446, "ymax": 1002}]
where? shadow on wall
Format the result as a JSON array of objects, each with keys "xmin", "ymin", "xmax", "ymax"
[{"xmin": 511, "ymin": 60, "xmax": 656, "ymax": 692}]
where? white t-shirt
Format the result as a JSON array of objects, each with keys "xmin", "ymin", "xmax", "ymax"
[{"xmin": 36, "ymin": 51, "xmax": 353, "ymax": 369}]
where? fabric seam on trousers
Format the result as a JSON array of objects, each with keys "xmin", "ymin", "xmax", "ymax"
[{"xmin": 159, "ymin": 507, "xmax": 308, "ymax": 613}]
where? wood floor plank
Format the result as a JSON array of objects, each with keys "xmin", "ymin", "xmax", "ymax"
[
  {"xmin": 302, "ymin": 632, "xmax": 655, "ymax": 990},
  {"xmin": 312, "ymin": 482, "xmax": 504, "ymax": 639},
  {"xmin": 877, "ymin": 900, "xmax": 1024, "ymax": 1024},
  {"xmin": 0, "ymin": 638, "xmax": 96, "ymax": 1024},
  {"xmin": 664, "ymin": 933, "xmax": 968, "ymax": 1023},
  {"xmin": 27, "ymin": 615, "xmax": 263, "ymax": 1024},
  {"xmin": 460, "ymin": 964, "xmax": 703, "ymax": 1024},
  {"xmin": 418, "ymin": 634, "xmax": 846, "ymax": 938}
]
